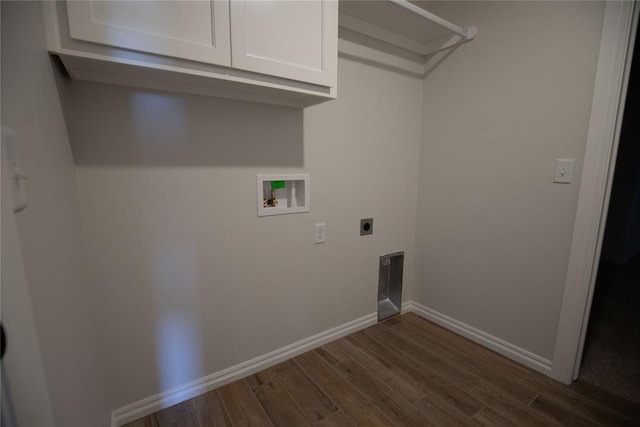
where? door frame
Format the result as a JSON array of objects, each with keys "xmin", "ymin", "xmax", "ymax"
[
  {"xmin": 551, "ymin": 0, "xmax": 639, "ymax": 384},
  {"xmin": 1, "ymin": 2, "xmax": 56, "ymax": 424}
]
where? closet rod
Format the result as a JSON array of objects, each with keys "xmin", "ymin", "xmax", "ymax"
[{"xmin": 388, "ymin": 0, "xmax": 470, "ymax": 39}]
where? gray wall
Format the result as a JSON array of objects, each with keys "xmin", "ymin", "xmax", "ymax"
[
  {"xmin": 64, "ymin": 57, "xmax": 423, "ymax": 409},
  {"xmin": 1, "ymin": 2, "xmax": 109, "ymax": 425},
  {"xmin": 2, "ymin": 0, "xmax": 612, "ymax": 421},
  {"xmin": 415, "ymin": 1, "xmax": 605, "ymax": 360}
]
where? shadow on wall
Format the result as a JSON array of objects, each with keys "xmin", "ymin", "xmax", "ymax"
[
  {"xmin": 48, "ymin": 61, "xmax": 306, "ymax": 401},
  {"xmin": 55, "ymin": 71, "xmax": 304, "ymax": 167},
  {"xmin": 600, "ymin": 26, "xmax": 640, "ymax": 265}
]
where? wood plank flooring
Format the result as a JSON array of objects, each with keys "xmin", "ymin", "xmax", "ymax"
[{"xmin": 124, "ymin": 313, "xmax": 640, "ymax": 426}]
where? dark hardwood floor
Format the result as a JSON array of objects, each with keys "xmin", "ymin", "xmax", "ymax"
[{"xmin": 125, "ymin": 313, "xmax": 640, "ymax": 426}]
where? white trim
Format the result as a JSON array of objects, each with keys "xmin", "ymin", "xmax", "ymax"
[
  {"xmin": 402, "ymin": 301, "xmax": 553, "ymax": 375},
  {"xmin": 338, "ymin": 39, "xmax": 426, "ymax": 78},
  {"xmin": 339, "ymin": 13, "xmax": 433, "ymax": 56},
  {"xmin": 388, "ymin": 0, "xmax": 470, "ymax": 40},
  {"xmin": 41, "ymin": 1, "xmax": 62, "ymax": 52},
  {"xmin": 111, "ymin": 301, "xmax": 559, "ymax": 425},
  {"xmin": 337, "ymin": 30, "xmax": 476, "ymax": 78},
  {"xmin": 551, "ymin": 0, "xmax": 638, "ymax": 385},
  {"xmin": 338, "ymin": 2, "xmax": 475, "ymax": 58},
  {"xmin": 111, "ymin": 312, "xmax": 377, "ymax": 427},
  {"xmin": 422, "ymin": 28, "xmax": 477, "ymax": 59},
  {"xmin": 401, "ymin": 300, "xmax": 414, "ymax": 314}
]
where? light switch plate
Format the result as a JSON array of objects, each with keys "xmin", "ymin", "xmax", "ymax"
[
  {"xmin": 554, "ymin": 159, "xmax": 575, "ymax": 184},
  {"xmin": 314, "ymin": 223, "xmax": 325, "ymax": 244},
  {"xmin": 3, "ymin": 129, "xmax": 28, "ymax": 212}
]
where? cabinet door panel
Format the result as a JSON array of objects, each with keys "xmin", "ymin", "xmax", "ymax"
[
  {"xmin": 66, "ymin": 1, "xmax": 231, "ymax": 66},
  {"xmin": 230, "ymin": 0, "xmax": 337, "ymax": 87}
]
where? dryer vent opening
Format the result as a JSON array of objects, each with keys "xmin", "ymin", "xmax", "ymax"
[{"xmin": 378, "ymin": 251, "xmax": 404, "ymax": 321}]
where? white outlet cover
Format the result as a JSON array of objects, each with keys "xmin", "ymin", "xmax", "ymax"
[
  {"xmin": 314, "ymin": 223, "xmax": 325, "ymax": 244},
  {"xmin": 554, "ymin": 159, "xmax": 575, "ymax": 184},
  {"xmin": 3, "ymin": 129, "xmax": 28, "ymax": 212}
]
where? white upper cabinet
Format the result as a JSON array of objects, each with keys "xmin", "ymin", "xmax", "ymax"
[
  {"xmin": 45, "ymin": 0, "xmax": 338, "ymax": 108},
  {"xmin": 230, "ymin": 0, "xmax": 337, "ymax": 86},
  {"xmin": 66, "ymin": 1, "xmax": 231, "ymax": 66}
]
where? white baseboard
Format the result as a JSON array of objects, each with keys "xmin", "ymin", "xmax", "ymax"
[
  {"xmin": 402, "ymin": 301, "xmax": 552, "ymax": 375},
  {"xmin": 113, "ymin": 301, "xmax": 553, "ymax": 426},
  {"xmin": 112, "ymin": 312, "xmax": 377, "ymax": 427}
]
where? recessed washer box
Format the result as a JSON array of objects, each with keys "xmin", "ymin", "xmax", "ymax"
[{"xmin": 257, "ymin": 174, "xmax": 309, "ymax": 217}]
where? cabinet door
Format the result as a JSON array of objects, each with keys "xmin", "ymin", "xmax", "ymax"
[
  {"xmin": 65, "ymin": 1, "xmax": 231, "ymax": 66},
  {"xmin": 230, "ymin": 0, "xmax": 337, "ymax": 87}
]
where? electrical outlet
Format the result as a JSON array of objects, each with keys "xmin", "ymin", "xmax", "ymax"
[
  {"xmin": 360, "ymin": 218, "xmax": 373, "ymax": 236},
  {"xmin": 314, "ymin": 223, "xmax": 326, "ymax": 244},
  {"xmin": 554, "ymin": 159, "xmax": 575, "ymax": 184}
]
